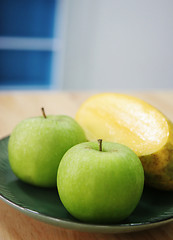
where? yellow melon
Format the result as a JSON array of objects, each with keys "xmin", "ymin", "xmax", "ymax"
[{"xmin": 76, "ymin": 93, "xmax": 173, "ymax": 190}]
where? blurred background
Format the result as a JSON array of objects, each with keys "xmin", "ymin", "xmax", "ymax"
[{"xmin": 0, "ymin": 0, "xmax": 173, "ymax": 91}]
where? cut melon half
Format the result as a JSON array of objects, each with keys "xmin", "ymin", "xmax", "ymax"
[{"xmin": 76, "ymin": 93, "xmax": 173, "ymax": 190}]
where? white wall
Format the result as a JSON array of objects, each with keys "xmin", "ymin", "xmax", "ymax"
[{"xmin": 60, "ymin": 0, "xmax": 173, "ymax": 90}]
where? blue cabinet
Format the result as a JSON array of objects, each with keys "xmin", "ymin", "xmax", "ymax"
[
  {"xmin": 0, "ymin": 50, "xmax": 53, "ymax": 88},
  {"xmin": 0, "ymin": 0, "xmax": 59, "ymax": 89}
]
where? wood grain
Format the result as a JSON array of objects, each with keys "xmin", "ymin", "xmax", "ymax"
[{"xmin": 0, "ymin": 90, "xmax": 173, "ymax": 240}]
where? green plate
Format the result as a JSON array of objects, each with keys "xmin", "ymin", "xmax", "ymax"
[{"xmin": 0, "ymin": 136, "xmax": 173, "ymax": 234}]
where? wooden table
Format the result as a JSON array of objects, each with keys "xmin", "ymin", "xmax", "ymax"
[{"xmin": 0, "ymin": 91, "xmax": 173, "ymax": 240}]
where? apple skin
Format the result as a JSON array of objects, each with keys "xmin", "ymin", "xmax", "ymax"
[
  {"xmin": 57, "ymin": 141, "xmax": 144, "ymax": 223},
  {"xmin": 8, "ymin": 115, "xmax": 87, "ymax": 187}
]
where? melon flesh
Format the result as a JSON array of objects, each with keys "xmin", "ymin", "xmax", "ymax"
[{"xmin": 76, "ymin": 93, "xmax": 169, "ymax": 157}]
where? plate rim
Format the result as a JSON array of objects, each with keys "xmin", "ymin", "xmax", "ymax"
[{"xmin": 1, "ymin": 190, "xmax": 173, "ymax": 234}]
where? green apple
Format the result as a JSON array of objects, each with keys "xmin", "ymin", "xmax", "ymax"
[
  {"xmin": 57, "ymin": 140, "xmax": 144, "ymax": 223},
  {"xmin": 8, "ymin": 108, "xmax": 87, "ymax": 187}
]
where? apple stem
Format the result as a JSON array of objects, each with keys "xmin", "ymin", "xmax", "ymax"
[
  {"xmin": 41, "ymin": 107, "xmax": 47, "ymax": 118},
  {"xmin": 98, "ymin": 139, "xmax": 102, "ymax": 151}
]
